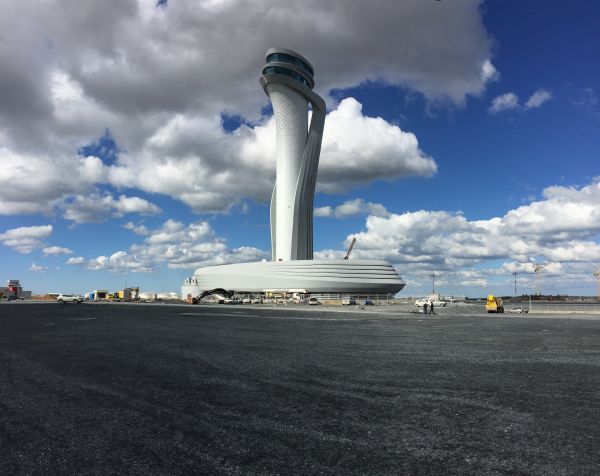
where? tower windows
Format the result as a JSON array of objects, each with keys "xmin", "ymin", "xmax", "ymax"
[
  {"xmin": 262, "ymin": 66, "xmax": 310, "ymax": 88},
  {"xmin": 266, "ymin": 53, "xmax": 314, "ymax": 76}
]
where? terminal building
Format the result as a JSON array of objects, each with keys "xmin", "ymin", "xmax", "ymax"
[{"xmin": 182, "ymin": 48, "xmax": 405, "ymax": 300}]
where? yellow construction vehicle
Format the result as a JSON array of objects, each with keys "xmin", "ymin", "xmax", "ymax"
[{"xmin": 485, "ymin": 294, "xmax": 504, "ymax": 313}]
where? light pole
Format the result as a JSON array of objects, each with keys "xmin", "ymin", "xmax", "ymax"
[
  {"xmin": 431, "ymin": 272, "xmax": 435, "ymax": 295},
  {"xmin": 513, "ymin": 271, "xmax": 517, "ymax": 297}
]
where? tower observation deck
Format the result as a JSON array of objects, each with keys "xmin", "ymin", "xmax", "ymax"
[{"xmin": 260, "ymin": 48, "xmax": 326, "ymax": 261}]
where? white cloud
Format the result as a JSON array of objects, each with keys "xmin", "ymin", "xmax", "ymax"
[
  {"xmin": 316, "ymin": 99, "xmax": 437, "ymax": 192},
  {"xmin": 488, "ymin": 92, "xmax": 520, "ymax": 113},
  {"xmin": 315, "ymin": 198, "xmax": 390, "ymax": 218},
  {"xmin": 63, "ymin": 193, "xmax": 162, "ymax": 223},
  {"xmin": 85, "ymin": 251, "xmax": 155, "ymax": 273},
  {"xmin": 29, "ymin": 262, "xmax": 48, "ymax": 272},
  {"xmin": 327, "ymin": 180, "xmax": 600, "ymax": 294},
  {"xmin": 314, "ymin": 206, "xmax": 333, "ymax": 218},
  {"xmin": 122, "ymin": 221, "xmax": 150, "ymax": 236},
  {"xmin": 43, "ymin": 246, "xmax": 73, "ymax": 255},
  {"xmin": 0, "ymin": 0, "xmax": 493, "ymax": 216},
  {"xmin": 68, "ymin": 219, "xmax": 269, "ymax": 273},
  {"xmin": 481, "ymin": 59, "xmax": 500, "ymax": 83},
  {"xmin": 0, "ymin": 149, "xmax": 109, "ymax": 216},
  {"xmin": 489, "ymin": 89, "xmax": 552, "ymax": 114},
  {"xmin": 525, "ymin": 89, "xmax": 552, "ymax": 109},
  {"xmin": 0, "ymin": 225, "xmax": 53, "ymax": 253},
  {"xmin": 66, "ymin": 256, "xmax": 85, "ymax": 265},
  {"xmin": 104, "ymin": 98, "xmax": 436, "ymax": 212},
  {"xmin": 570, "ymin": 87, "xmax": 598, "ymax": 110}
]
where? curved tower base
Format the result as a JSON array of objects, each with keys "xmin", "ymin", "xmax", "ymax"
[{"xmin": 190, "ymin": 259, "xmax": 406, "ymax": 294}]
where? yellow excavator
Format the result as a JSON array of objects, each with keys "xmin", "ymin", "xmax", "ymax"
[{"xmin": 486, "ymin": 294, "xmax": 504, "ymax": 313}]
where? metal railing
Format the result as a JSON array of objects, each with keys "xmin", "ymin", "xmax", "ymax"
[{"xmin": 529, "ymin": 302, "xmax": 600, "ymax": 314}]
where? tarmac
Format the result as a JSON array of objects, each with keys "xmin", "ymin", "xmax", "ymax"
[{"xmin": 1, "ymin": 301, "xmax": 600, "ymax": 475}]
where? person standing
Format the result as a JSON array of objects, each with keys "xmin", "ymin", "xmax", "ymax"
[
  {"xmin": 429, "ymin": 300, "xmax": 435, "ymax": 315},
  {"xmin": 423, "ymin": 302, "xmax": 428, "ymax": 315}
]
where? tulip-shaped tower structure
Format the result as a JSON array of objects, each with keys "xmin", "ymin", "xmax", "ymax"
[
  {"xmin": 260, "ymin": 48, "xmax": 326, "ymax": 261},
  {"xmin": 182, "ymin": 48, "xmax": 405, "ymax": 297}
]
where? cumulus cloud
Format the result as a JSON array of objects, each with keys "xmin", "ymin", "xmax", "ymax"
[
  {"xmin": 314, "ymin": 206, "xmax": 334, "ymax": 218},
  {"xmin": 122, "ymin": 221, "xmax": 150, "ymax": 236},
  {"xmin": 0, "ymin": 0, "xmax": 493, "ymax": 216},
  {"xmin": 63, "ymin": 193, "xmax": 162, "ymax": 223},
  {"xmin": 92, "ymin": 98, "xmax": 437, "ymax": 213},
  {"xmin": 0, "ymin": 150, "xmax": 108, "ymax": 216},
  {"xmin": 29, "ymin": 262, "xmax": 48, "ymax": 272},
  {"xmin": 489, "ymin": 89, "xmax": 552, "ymax": 114},
  {"xmin": 488, "ymin": 92, "xmax": 520, "ymax": 113},
  {"xmin": 326, "ymin": 180, "xmax": 600, "ymax": 294},
  {"xmin": 68, "ymin": 219, "xmax": 269, "ymax": 273},
  {"xmin": 66, "ymin": 256, "xmax": 85, "ymax": 265},
  {"xmin": 570, "ymin": 87, "xmax": 598, "ymax": 110},
  {"xmin": 0, "ymin": 225, "xmax": 53, "ymax": 253},
  {"xmin": 525, "ymin": 89, "xmax": 552, "ymax": 109},
  {"xmin": 42, "ymin": 246, "xmax": 73, "ymax": 255},
  {"xmin": 315, "ymin": 198, "xmax": 390, "ymax": 218},
  {"xmin": 480, "ymin": 59, "xmax": 500, "ymax": 83},
  {"xmin": 316, "ymin": 99, "xmax": 436, "ymax": 192}
]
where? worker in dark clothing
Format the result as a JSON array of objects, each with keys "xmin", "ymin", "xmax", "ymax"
[
  {"xmin": 429, "ymin": 301, "xmax": 435, "ymax": 315},
  {"xmin": 423, "ymin": 302, "xmax": 428, "ymax": 315}
]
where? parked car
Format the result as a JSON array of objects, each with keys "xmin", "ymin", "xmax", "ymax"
[
  {"xmin": 308, "ymin": 297, "xmax": 321, "ymax": 305},
  {"xmin": 227, "ymin": 298, "xmax": 243, "ymax": 305},
  {"xmin": 509, "ymin": 307, "xmax": 529, "ymax": 314},
  {"xmin": 341, "ymin": 297, "xmax": 356, "ymax": 305},
  {"xmin": 57, "ymin": 294, "xmax": 83, "ymax": 304},
  {"xmin": 242, "ymin": 298, "xmax": 251, "ymax": 304},
  {"xmin": 251, "ymin": 297, "xmax": 262, "ymax": 304}
]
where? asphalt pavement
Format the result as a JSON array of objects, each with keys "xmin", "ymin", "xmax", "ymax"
[{"xmin": 1, "ymin": 302, "xmax": 599, "ymax": 475}]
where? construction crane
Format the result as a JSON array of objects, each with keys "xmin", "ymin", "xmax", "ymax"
[
  {"xmin": 594, "ymin": 268, "xmax": 600, "ymax": 301},
  {"xmin": 534, "ymin": 264, "xmax": 545, "ymax": 296},
  {"xmin": 344, "ymin": 238, "xmax": 357, "ymax": 260}
]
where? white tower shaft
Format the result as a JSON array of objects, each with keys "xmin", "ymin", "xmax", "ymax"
[{"xmin": 268, "ymin": 84, "xmax": 309, "ymax": 260}]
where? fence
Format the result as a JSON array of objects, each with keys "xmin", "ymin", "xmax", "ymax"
[
  {"xmin": 529, "ymin": 302, "xmax": 600, "ymax": 314},
  {"xmin": 310, "ymin": 293, "xmax": 395, "ymax": 303}
]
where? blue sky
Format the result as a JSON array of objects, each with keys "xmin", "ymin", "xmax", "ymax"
[{"xmin": 0, "ymin": 0, "xmax": 599, "ymax": 297}]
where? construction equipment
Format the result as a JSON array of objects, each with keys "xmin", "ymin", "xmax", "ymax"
[
  {"xmin": 485, "ymin": 294, "xmax": 504, "ymax": 313},
  {"xmin": 344, "ymin": 238, "xmax": 356, "ymax": 260}
]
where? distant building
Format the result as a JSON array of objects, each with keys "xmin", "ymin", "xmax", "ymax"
[
  {"xmin": 0, "ymin": 279, "xmax": 32, "ymax": 300},
  {"xmin": 87, "ymin": 290, "xmax": 109, "ymax": 301},
  {"xmin": 116, "ymin": 287, "xmax": 139, "ymax": 300},
  {"xmin": 139, "ymin": 292, "xmax": 157, "ymax": 301}
]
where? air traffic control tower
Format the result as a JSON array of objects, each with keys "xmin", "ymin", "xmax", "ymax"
[
  {"xmin": 183, "ymin": 48, "xmax": 405, "ymax": 296},
  {"xmin": 260, "ymin": 48, "xmax": 326, "ymax": 262}
]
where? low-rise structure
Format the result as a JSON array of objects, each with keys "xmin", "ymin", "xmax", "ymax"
[
  {"xmin": 87, "ymin": 289, "xmax": 109, "ymax": 301},
  {"xmin": 0, "ymin": 279, "xmax": 32, "ymax": 300}
]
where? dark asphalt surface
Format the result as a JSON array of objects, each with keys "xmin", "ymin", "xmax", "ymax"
[{"xmin": 1, "ymin": 303, "xmax": 599, "ymax": 475}]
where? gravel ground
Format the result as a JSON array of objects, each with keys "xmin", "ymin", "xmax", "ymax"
[{"xmin": 1, "ymin": 302, "xmax": 599, "ymax": 475}]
